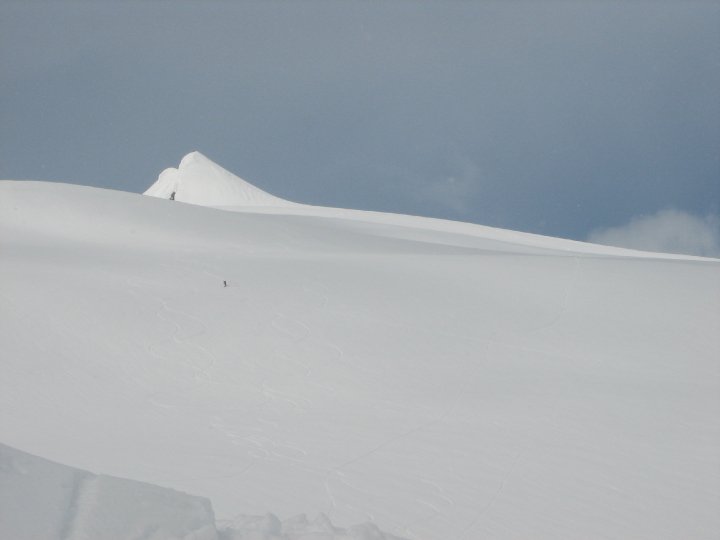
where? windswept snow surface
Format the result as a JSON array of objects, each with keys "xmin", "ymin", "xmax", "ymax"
[{"xmin": 1, "ymin": 161, "xmax": 719, "ymax": 539}]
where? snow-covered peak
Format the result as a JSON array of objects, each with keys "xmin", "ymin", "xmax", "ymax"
[{"xmin": 144, "ymin": 151, "xmax": 294, "ymax": 208}]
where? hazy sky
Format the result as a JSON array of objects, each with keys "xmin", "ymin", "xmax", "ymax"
[{"xmin": 2, "ymin": 1, "xmax": 719, "ymax": 251}]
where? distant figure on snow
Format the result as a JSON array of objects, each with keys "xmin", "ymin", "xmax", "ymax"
[
  {"xmin": 169, "ymin": 191, "xmax": 176, "ymax": 200},
  {"xmin": 223, "ymin": 280, "xmax": 227, "ymax": 287}
]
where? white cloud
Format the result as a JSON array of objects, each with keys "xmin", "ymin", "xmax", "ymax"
[
  {"xmin": 413, "ymin": 152, "xmax": 482, "ymax": 215},
  {"xmin": 587, "ymin": 209, "xmax": 720, "ymax": 258},
  {"xmin": 416, "ymin": 175, "xmax": 476, "ymax": 214}
]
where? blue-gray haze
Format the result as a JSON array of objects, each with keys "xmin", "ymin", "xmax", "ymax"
[{"xmin": 1, "ymin": 1, "xmax": 718, "ymax": 246}]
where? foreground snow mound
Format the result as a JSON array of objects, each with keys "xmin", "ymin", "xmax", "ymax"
[
  {"xmin": 0, "ymin": 443, "xmax": 405, "ymax": 540},
  {"xmin": 0, "ymin": 443, "xmax": 217, "ymax": 540},
  {"xmin": 144, "ymin": 151, "xmax": 294, "ymax": 208},
  {"xmin": 219, "ymin": 513, "xmax": 407, "ymax": 540}
]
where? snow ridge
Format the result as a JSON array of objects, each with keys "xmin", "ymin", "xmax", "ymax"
[
  {"xmin": 144, "ymin": 151, "xmax": 294, "ymax": 208},
  {"xmin": 0, "ymin": 442, "xmax": 405, "ymax": 540}
]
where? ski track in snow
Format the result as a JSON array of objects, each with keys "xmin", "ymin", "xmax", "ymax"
[
  {"xmin": 414, "ymin": 252, "xmax": 584, "ymax": 540},
  {"xmin": 453, "ymin": 259, "xmax": 583, "ymax": 539},
  {"xmin": 320, "ymin": 338, "xmax": 497, "ymax": 538},
  {"xmin": 401, "ymin": 257, "xmax": 582, "ymax": 538},
  {"xmin": 526, "ymin": 255, "xmax": 581, "ymax": 336},
  {"xmin": 127, "ymin": 263, "xmax": 322, "ymax": 479},
  {"xmin": 124, "ymin": 256, "xmax": 234, "ymax": 411}
]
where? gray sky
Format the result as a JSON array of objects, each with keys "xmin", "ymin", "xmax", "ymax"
[{"xmin": 2, "ymin": 1, "xmax": 719, "ymax": 250}]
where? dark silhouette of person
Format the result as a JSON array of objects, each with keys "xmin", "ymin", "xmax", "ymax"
[
  {"xmin": 170, "ymin": 191, "xmax": 176, "ymax": 200},
  {"xmin": 223, "ymin": 280, "xmax": 227, "ymax": 287}
]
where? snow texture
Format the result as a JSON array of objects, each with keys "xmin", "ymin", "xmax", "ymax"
[{"xmin": 0, "ymin": 153, "xmax": 718, "ymax": 539}]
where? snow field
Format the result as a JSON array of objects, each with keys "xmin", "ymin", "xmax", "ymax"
[{"xmin": 1, "ymin": 154, "xmax": 718, "ymax": 539}]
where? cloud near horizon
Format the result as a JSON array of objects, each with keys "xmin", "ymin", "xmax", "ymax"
[{"xmin": 587, "ymin": 209, "xmax": 720, "ymax": 258}]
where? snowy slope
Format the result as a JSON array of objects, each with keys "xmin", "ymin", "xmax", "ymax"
[{"xmin": 1, "ymin": 156, "xmax": 718, "ymax": 539}]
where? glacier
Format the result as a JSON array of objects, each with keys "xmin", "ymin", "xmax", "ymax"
[{"xmin": 1, "ymin": 152, "xmax": 718, "ymax": 539}]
